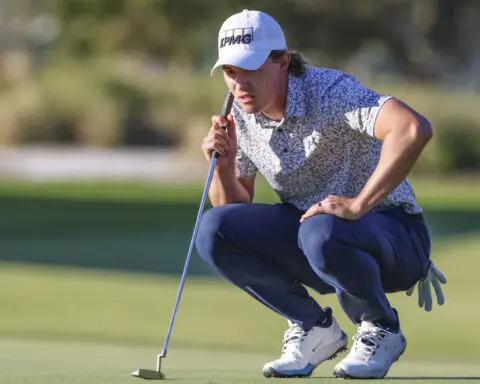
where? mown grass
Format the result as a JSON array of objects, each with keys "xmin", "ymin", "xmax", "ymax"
[
  {"xmin": 0, "ymin": 176, "xmax": 479, "ymax": 208},
  {"xmin": 0, "ymin": 178, "xmax": 478, "ymax": 382},
  {"xmin": 0, "ymin": 229, "xmax": 477, "ymax": 357},
  {"xmin": 0, "ymin": 231, "xmax": 478, "ymax": 383},
  {"xmin": 1, "ymin": 339, "xmax": 479, "ymax": 383}
]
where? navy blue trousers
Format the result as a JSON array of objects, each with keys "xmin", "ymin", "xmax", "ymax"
[{"xmin": 195, "ymin": 203, "xmax": 430, "ymax": 331}]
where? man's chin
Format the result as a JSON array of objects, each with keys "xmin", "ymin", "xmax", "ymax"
[{"xmin": 238, "ymin": 103, "xmax": 259, "ymax": 114}]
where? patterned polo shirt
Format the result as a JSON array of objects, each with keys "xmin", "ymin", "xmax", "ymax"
[{"xmin": 232, "ymin": 66, "xmax": 422, "ymax": 214}]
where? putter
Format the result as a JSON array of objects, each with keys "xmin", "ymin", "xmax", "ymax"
[{"xmin": 131, "ymin": 90, "xmax": 234, "ymax": 380}]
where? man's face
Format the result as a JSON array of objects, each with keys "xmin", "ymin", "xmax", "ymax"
[{"xmin": 222, "ymin": 54, "xmax": 289, "ymax": 115}]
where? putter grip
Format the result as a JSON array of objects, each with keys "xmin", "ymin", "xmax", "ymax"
[{"xmin": 212, "ymin": 91, "xmax": 234, "ymax": 159}]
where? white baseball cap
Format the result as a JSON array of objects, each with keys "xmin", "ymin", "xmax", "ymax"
[{"xmin": 211, "ymin": 10, "xmax": 287, "ymax": 75}]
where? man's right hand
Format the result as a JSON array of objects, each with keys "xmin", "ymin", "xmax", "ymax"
[{"xmin": 202, "ymin": 113, "xmax": 237, "ymax": 168}]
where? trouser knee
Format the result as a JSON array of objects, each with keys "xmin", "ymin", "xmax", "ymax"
[
  {"xmin": 298, "ymin": 214, "xmax": 348, "ymax": 274},
  {"xmin": 195, "ymin": 205, "xmax": 231, "ymax": 268}
]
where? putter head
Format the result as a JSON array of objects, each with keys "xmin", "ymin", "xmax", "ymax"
[{"xmin": 131, "ymin": 369, "xmax": 165, "ymax": 380}]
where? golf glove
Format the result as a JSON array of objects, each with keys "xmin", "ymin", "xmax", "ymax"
[{"xmin": 406, "ymin": 260, "xmax": 447, "ymax": 312}]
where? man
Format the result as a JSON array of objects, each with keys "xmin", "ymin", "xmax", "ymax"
[{"xmin": 195, "ymin": 9, "xmax": 446, "ymax": 379}]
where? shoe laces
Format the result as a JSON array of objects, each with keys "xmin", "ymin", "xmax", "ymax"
[
  {"xmin": 281, "ymin": 322, "xmax": 307, "ymax": 357},
  {"xmin": 351, "ymin": 326, "xmax": 389, "ymax": 361}
]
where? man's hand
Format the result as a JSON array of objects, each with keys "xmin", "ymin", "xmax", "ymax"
[
  {"xmin": 201, "ymin": 113, "xmax": 237, "ymax": 168},
  {"xmin": 300, "ymin": 195, "xmax": 364, "ymax": 222},
  {"xmin": 406, "ymin": 261, "xmax": 447, "ymax": 312}
]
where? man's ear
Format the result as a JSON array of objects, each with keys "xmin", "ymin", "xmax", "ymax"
[{"xmin": 280, "ymin": 53, "xmax": 290, "ymax": 72}]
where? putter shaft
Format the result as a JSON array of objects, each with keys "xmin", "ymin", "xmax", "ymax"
[{"xmin": 131, "ymin": 90, "xmax": 234, "ymax": 380}]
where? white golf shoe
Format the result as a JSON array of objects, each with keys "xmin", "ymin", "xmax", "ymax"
[
  {"xmin": 333, "ymin": 320, "xmax": 407, "ymax": 379},
  {"xmin": 262, "ymin": 310, "xmax": 348, "ymax": 378}
]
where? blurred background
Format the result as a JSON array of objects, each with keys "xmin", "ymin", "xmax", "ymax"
[{"xmin": 0, "ymin": 1, "xmax": 479, "ymax": 382}]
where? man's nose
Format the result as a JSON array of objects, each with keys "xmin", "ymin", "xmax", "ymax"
[{"xmin": 235, "ymin": 72, "xmax": 250, "ymax": 88}]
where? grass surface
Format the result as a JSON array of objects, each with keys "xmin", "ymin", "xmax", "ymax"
[
  {"xmin": 0, "ymin": 177, "xmax": 478, "ymax": 275},
  {"xmin": 0, "ymin": 231, "xmax": 475, "ymax": 356},
  {"xmin": 0, "ymin": 178, "xmax": 478, "ymax": 382},
  {"xmin": 0, "ymin": 231, "xmax": 478, "ymax": 383},
  {"xmin": 0, "ymin": 176, "xmax": 479, "ymax": 208},
  {"xmin": 1, "ymin": 339, "xmax": 479, "ymax": 384}
]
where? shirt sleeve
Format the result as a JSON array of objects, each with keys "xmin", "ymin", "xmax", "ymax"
[
  {"xmin": 235, "ymin": 145, "xmax": 257, "ymax": 178},
  {"xmin": 322, "ymin": 74, "xmax": 393, "ymax": 137}
]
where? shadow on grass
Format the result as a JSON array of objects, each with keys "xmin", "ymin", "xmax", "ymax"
[
  {"xmin": 0, "ymin": 196, "xmax": 479, "ymax": 275},
  {"xmin": 423, "ymin": 210, "xmax": 480, "ymax": 239}
]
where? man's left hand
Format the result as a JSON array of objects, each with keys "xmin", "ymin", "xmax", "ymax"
[{"xmin": 300, "ymin": 195, "xmax": 364, "ymax": 222}]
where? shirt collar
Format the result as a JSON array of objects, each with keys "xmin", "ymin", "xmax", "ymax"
[{"xmin": 284, "ymin": 72, "xmax": 306, "ymax": 117}]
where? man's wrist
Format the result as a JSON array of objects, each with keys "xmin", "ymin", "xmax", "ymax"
[
  {"xmin": 351, "ymin": 196, "xmax": 370, "ymax": 218},
  {"xmin": 214, "ymin": 164, "xmax": 236, "ymax": 177}
]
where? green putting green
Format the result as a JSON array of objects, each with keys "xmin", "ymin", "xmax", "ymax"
[{"xmin": 0, "ymin": 178, "xmax": 478, "ymax": 383}]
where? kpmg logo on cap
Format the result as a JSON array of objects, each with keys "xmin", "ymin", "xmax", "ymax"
[{"xmin": 220, "ymin": 28, "xmax": 253, "ymax": 48}]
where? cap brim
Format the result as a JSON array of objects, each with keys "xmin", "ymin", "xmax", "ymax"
[{"xmin": 210, "ymin": 48, "xmax": 270, "ymax": 76}]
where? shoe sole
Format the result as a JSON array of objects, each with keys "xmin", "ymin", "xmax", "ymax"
[
  {"xmin": 333, "ymin": 344, "xmax": 406, "ymax": 379},
  {"xmin": 263, "ymin": 335, "xmax": 348, "ymax": 379}
]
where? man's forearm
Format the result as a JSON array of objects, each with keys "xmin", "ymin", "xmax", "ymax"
[
  {"xmin": 355, "ymin": 121, "xmax": 432, "ymax": 214},
  {"xmin": 209, "ymin": 167, "xmax": 252, "ymax": 206}
]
